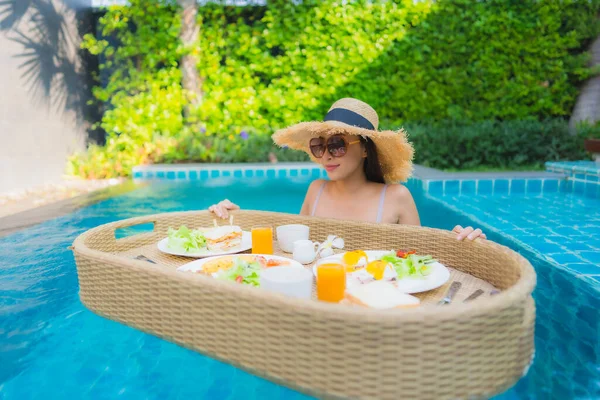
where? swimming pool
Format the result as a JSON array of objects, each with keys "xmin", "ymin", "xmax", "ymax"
[{"xmin": 1, "ymin": 174, "xmax": 599, "ymax": 399}]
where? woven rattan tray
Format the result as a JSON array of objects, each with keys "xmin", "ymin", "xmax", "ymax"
[{"xmin": 72, "ymin": 210, "xmax": 536, "ymax": 400}]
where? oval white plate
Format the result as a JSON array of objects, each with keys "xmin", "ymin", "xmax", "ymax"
[
  {"xmin": 177, "ymin": 253, "xmax": 303, "ymax": 274},
  {"xmin": 157, "ymin": 231, "xmax": 252, "ymax": 258},
  {"xmin": 313, "ymin": 250, "xmax": 450, "ymax": 294}
]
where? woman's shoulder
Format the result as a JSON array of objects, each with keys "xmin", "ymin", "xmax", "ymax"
[
  {"xmin": 305, "ymin": 179, "xmax": 327, "ymax": 199},
  {"xmin": 308, "ymin": 179, "xmax": 327, "ymax": 191},
  {"xmin": 385, "ymin": 183, "xmax": 413, "ymax": 202}
]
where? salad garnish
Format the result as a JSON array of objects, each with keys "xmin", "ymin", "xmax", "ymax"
[
  {"xmin": 214, "ymin": 257, "xmax": 262, "ymax": 286},
  {"xmin": 341, "ymin": 249, "xmax": 437, "ymax": 280},
  {"xmin": 167, "ymin": 226, "xmax": 207, "ymax": 253},
  {"xmin": 380, "ymin": 250, "xmax": 436, "ymax": 279},
  {"xmin": 208, "ymin": 256, "xmax": 291, "ymax": 286}
]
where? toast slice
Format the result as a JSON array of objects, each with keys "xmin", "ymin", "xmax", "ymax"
[{"xmin": 345, "ymin": 280, "xmax": 420, "ymax": 309}]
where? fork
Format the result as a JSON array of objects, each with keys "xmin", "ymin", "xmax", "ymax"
[{"xmin": 438, "ymin": 281, "xmax": 462, "ymax": 305}]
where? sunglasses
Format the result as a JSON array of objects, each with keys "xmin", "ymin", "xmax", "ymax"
[{"xmin": 309, "ymin": 136, "xmax": 361, "ymax": 158}]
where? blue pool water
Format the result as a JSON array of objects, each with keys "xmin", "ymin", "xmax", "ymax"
[
  {"xmin": 1, "ymin": 177, "xmax": 599, "ymax": 399},
  {"xmin": 423, "ymin": 178, "xmax": 600, "ymax": 277}
]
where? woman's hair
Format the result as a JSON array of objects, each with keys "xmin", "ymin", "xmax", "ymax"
[{"xmin": 360, "ymin": 136, "xmax": 385, "ymax": 184}]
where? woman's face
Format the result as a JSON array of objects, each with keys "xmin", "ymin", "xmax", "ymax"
[{"xmin": 310, "ymin": 134, "xmax": 366, "ymax": 181}]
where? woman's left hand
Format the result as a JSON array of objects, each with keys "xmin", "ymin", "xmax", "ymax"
[{"xmin": 452, "ymin": 225, "xmax": 487, "ymax": 241}]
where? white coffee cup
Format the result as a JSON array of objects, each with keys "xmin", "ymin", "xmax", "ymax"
[
  {"xmin": 293, "ymin": 239, "xmax": 319, "ymax": 265},
  {"xmin": 260, "ymin": 266, "xmax": 313, "ymax": 300},
  {"xmin": 276, "ymin": 224, "xmax": 310, "ymax": 253}
]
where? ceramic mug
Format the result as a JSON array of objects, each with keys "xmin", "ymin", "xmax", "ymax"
[
  {"xmin": 293, "ymin": 239, "xmax": 319, "ymax": 265},
  {"xmin": 276, "ymin": 224, "xmax": 310, "ymax": 253},
  {"xmin": 259, "ymin": 266, "xmax": 313, "ymax": 300}
]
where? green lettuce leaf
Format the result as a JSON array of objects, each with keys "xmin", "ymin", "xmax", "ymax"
[
  {"xmin": 167, "ymin": 225, "xmax": 207, "ymax": 253},
  {"xmin": 381, "ymin": 252, "xmax": 436, "ymax": 279},
  {"xmin": 215, "ymin": 257, "xmax": 262, "ymax": 287}
]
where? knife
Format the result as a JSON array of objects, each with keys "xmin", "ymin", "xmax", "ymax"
[
  {"xmin": 134, "ymin": 255, "xmax": 156, "ymax": 264},
  {"xmin": 463, "ymin": 289, "xmax": 484, "ymax": 302}
]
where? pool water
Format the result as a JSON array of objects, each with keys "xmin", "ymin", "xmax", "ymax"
[
  {"xmin": 1, "ymin": 177, "xmax": 599, "ymax": 399},
  {"xmin": 424, "ymin": 182, "xmax": 600, "ymax": 277}
]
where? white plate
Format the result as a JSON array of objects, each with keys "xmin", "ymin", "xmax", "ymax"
[
  {"xmin": 157, "ymin": 231, "xmax": 252, "ymax": 258},
  {"xmin": 313, "ymin": 250, "xmax": 450, "ymax": 294},
  {"xmin": 177, "ymin": 254, "xmax": 303, "ymax": 274}
]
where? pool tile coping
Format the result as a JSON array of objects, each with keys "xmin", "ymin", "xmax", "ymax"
[
  {"xmin": 133, "ymin": 163, "xmax": 330, "ymax": 180},
  {"xmin": 0, "ymin": 181, "xmax": 142, "ymax": 238},
  {"xmin": 133, "ymin": 163, "xmax": 567, "ymax": 180},
  {"xmin": 546, "ymin": 161, "xmax": 600, "ymax": 179},
  {"xmin": 133, "ymin": 162, "xmax": 598, "ymax": 199},
  {"xmin": 420, "ymin": 177, "xmax": 571, "ymax": 197}
]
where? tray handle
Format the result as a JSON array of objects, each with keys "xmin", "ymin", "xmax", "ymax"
[
  {"xmin": 79, "ymin": 215, "xmax": 162, "ymax": 251},
  {"xmin": 113, "ymin": 219, "xmax": 158, "ymax": 241}
]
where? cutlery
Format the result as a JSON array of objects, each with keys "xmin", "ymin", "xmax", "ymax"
[
  {"xmin": 438, "ymin": 281, "xmax": 462, "ymax": 305},
  {"xmin": 134, "ymin": 255, "xmax": 156, "ymax": 264},
  {"xmin": 463, "ymin": 289, "xmax": 484, "ymax": 302}
]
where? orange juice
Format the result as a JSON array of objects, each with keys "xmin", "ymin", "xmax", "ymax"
[
  {"xmin": 252, "ymin": 227, "xmax": 273, "ymax": 254},
  {"xmin": 316, "ymin": 263, "xmax": 346, "ymax": 303}
]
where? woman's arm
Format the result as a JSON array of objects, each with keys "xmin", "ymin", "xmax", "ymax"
[
  {"xmin": 209, "ymin": 199, "xmax": 240, "ymax": 219},
  {"xmin": 388, "ymin": 184, "xmax": 486, "ymax": 240}
]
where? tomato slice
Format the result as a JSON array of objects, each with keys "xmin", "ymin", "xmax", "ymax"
[
  {"xmin": 235, "ymin": 275, "xmax": 243, "ymax": 283},
  {"xmin": 266, "ymin": 259, "xmax": 281, "ymax": 267},
  {"xmin": 396, "ymin": 249, "xmax": 417, "ymax": 258},
  {"xmin": 254, "ymin": 256, "xmax": 267, "ymax": 267}
]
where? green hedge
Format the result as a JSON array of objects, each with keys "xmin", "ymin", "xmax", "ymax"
[
  {"xmin": 403, "ymin": 119, "xmax": 600, "ymax": 171},
  {"xmin": 70, "ymin": 0, "xmax": 600, "ymax": 178}
]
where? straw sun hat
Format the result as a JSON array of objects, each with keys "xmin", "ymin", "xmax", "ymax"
[{"xmin": 272, "ymin": 98, "xmax": 414, "ymax": 182}]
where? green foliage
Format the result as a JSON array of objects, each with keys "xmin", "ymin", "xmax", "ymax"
[
  {"xmin": 67, "ymin": 135, "xmax": 178, "ymax": 179},
  {"xmin": 376, "ymin": 0, "xmax": 600, "ymax": 121},
  {"xmin": 70, "ymin": 0, "xmax": 186, "ymax": 178},
  {"xmin": 159, "ymin": 126, "xmax": 309, "ymax": 164},
  {"xmin": 194, "ymin": 0, "xmax": 430, "ymax": 135},
  {"xmin": 403, "ymin": 119, "xmax": 600, "ymax": 171},
  {"xmin": 70, "ymin": 0, "xmax": 600, "ymax": 178}
]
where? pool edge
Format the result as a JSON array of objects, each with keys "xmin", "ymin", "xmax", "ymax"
[{"xmin": 0, "ymin": 181, "xmax": 142, "ymax": 238}]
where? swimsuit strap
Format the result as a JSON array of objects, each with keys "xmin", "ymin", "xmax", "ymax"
[
  {"xmin": 311, "ymin": 181, "xmax": 327, "ymax": 217},
  {"xmin": 376, "ymin": 184, "xmax": 389, "ymax": 223}
]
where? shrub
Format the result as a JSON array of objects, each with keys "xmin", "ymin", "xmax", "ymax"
[
  {"xmin": 159, "ymin": 126, "xmax": 309, "ymax": 164},
  {"xmin": 70, "ymin": 0, "xmax": 186, "ymax": 178},
  {"xmin": 401, "ymin": 119, "xmax": 600, "ymax": 171},
  {"xmin": 70, "ymin": 0, "xmax": 600, "ymax": 178}
]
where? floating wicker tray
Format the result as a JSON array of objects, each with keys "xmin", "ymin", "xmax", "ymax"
[{"xmin": 72, "ymin": 210, "xmax": 536, "ymax": 400}]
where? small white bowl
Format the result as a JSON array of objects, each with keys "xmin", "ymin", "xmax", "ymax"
[
  {"xmin": 260, "ymin": 266, "xmax": 313, "ymax": 300},
  {"xmin": 276, "ymin": 224, "xmax": 310, "ymax": 253}
]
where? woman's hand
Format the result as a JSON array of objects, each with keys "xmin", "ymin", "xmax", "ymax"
[
  {"xmin": 208, "ymin": 199, "xmax": 240, "ymax": 219},
  {"xmin": 452, "ymin": 225, "xmax": 487, "ymax": 241}
]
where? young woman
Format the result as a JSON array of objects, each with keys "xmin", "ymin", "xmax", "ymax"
[{"xmin": 210, "ymin": 98, "xmax": 485, "ymax": 241}]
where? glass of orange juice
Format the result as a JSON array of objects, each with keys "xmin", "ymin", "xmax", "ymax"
[
  {"xmin": 316, "ymin": 261, "xmax": 346, "ymax": 303},
  {"xmin": 251, "ymin": 226, "xmax": 273, "ymax": 254}
]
